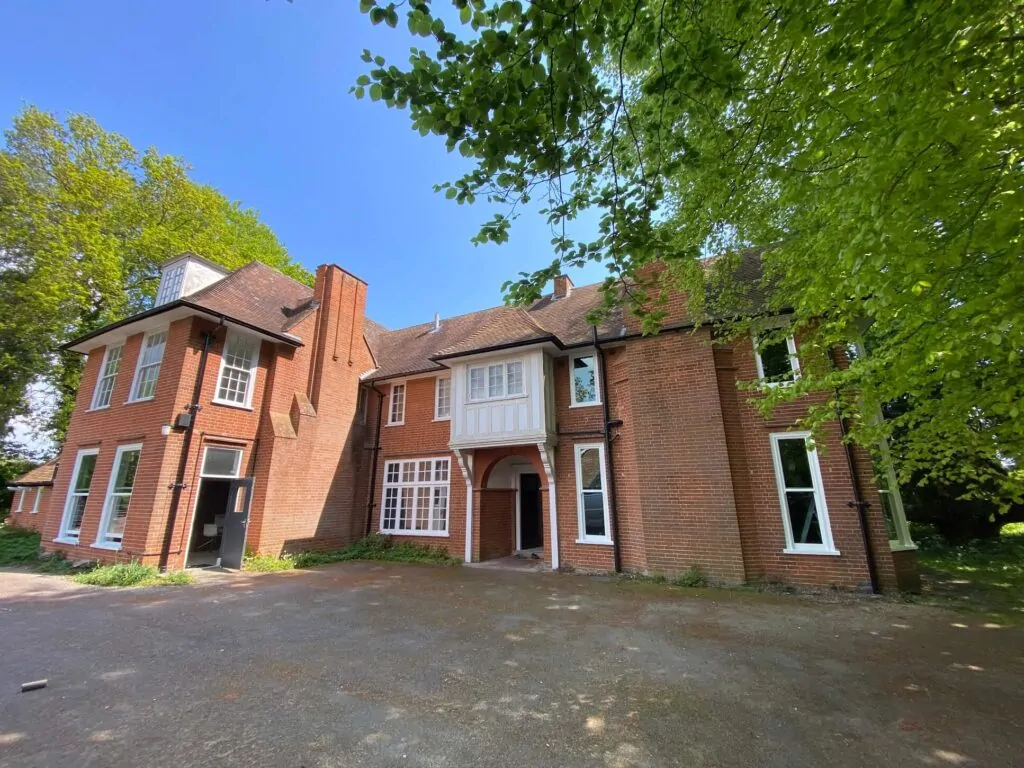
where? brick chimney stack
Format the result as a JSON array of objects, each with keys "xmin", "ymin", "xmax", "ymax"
[{"xmin": 553, "ymin": 274, "xmax": 574, "ymax": 300}]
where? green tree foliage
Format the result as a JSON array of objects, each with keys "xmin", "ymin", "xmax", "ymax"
[
  {"xmin": 354, "ymin": 0, "xmax": 1023, "ymax": 507},
  {"xmin": 0, "ymin": 107, "xmax": 310, "ymax": 447}
]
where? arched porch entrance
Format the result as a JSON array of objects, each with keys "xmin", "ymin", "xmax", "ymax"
[{"xmin": 471, "ymin": 445, "xmax": 551, "ymax": 563}]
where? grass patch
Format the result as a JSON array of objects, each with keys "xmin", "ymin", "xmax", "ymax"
[
  {"xmin": 243, "ymin": 550, "xmax": 296, "ymax": 572},
  {"xmin": 0, "ymin": 524, "xmax": 42, "ymax": 566},
  {"xmin": 73, "ymin": 562, "xmax": 193, "ymax": 588},
  {"xmin": 244, "ymin": 533, "xmax": 461, "ymax": 571},
  {"xmin": 914, "ymin": 522, "xmax": 1024, "ymax": 625}
]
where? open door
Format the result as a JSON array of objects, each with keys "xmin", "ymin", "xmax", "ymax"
[
  {"xmin": 219, "ymin": 477, "xmax": 254, "ymax": 569},
  {"xmin": 519, "ymin": 473, "xmax": 543, "ymax": 550}
]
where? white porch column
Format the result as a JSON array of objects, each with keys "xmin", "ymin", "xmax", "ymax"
[
  {"xmin": 537, "ymin": 442, "xmax": 559, "ymax": 570},
  {"xmin": 453, "ymin": 449, "xmax": 474, "ymax": 563}
]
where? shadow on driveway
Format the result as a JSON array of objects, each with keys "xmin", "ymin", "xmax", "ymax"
[{"xmin": 1, "ymin": 563, "xmax": 1021, "ymax": 767}]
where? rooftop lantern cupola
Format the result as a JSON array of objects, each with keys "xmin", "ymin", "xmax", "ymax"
[{"xmin": 154, "ymin": 253, "xmax": 230, "ymax": 306}]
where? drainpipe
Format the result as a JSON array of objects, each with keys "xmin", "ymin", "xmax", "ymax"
[
  {"xmin": 593, "ymin": 326, "xmax": 622, "ymax": 573},
  {"xmin": 828, "ymin": 348, "xmax": 879, "ymax": 594},
  {"xmin": 159, "ymin": 326, "xmax": 218, "ymax": 571},
  {"xmin": 364, "ymin": 382, "xmax": 385, "ymax": 537}
]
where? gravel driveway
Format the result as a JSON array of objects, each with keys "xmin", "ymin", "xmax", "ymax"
[{"xmin": 1, "ymin": 563, "xmax": 1021, "ymax": 767}]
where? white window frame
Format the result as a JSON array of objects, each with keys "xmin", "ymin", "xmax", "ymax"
[
  {"xmin": 128, "ymin": 329, "xmax": 168, "ymax": 402},
  {"xmin": 90, "ymin": 344, "xmax": 124, "ymax": 410},
  {"xmin": 754, "ymin": 334, "xmax": 801, "ymax": 387},
  {"xmin": 212, "ymin": 330, "xmax": 261, "ymax": 409},
  {"xmin": 569, "ymin": 351, "xmax": 601, "ymax": 407},
  {"xmin": 380, "ymin": 457, "xmax": 451, "ymax": 536},
  {"xmin": 574, "ymin": 443, "xmax": 613, "ymax": 545},
  {"xmin": 56, "ymin": 448, "xmax": 100, "ymax": 543},
  {"xmin": 31, "ymin": 487, "xmax": 43, "ymax": 514},
  {"xmin": 155, "ymin": 263, "xmax": 185, "ymax": 306},
  {"xmin": 466, "ymin": 360, "xmax": 525, "ymax": 402},
  {"xmin": 200, "ymin": 445, "xmax": 243, "ymax": 478},
  {"xmin": 769, "ymin": 432, "xmax": 838, "ymax": 555},
  {"xmin": 93, "ymin": 443, "xmax": 143, "ymax": 549},
  {"xmin": 388, "ymin": 382, "xmax": 406, "ymax": 426},
  {"xmin": 15, "ymin": 488, "xmax": 25, "ymax": 513},
  {"xmin": 434, "ymin": 376, "xmax": 451, "ymax": 420}
]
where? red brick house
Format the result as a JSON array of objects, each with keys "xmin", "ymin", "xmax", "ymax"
[{"xmin": 19, "ymin": 253, "xmax": 918, "ymax": 590}]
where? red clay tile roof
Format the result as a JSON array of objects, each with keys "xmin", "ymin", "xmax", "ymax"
[
  {"xmin": 186, "ymin": 261, "xmax": 315, "ymax": 339},
  {"xmin": 363, "ymin": 248, "xmax": 768, "ymax": 381},
  {"xmin": 10, "ymin": 459, "xmax": 57, "ymax": 487},
  {"xmin": 364, "ymin": 281, "xmax": 627, "ymax": 380}
]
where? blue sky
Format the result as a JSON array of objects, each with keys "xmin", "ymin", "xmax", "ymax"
[{"xmin": 0, "ymin": 0, "xmax": 603, "ymax": 330}]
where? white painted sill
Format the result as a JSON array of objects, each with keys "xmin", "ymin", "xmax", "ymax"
[
  {"xmin": 53, "ymin": 536, "xmax": 80, "ymax": 546},
  {"xmin": 211, "ymin": 399, "xmax": 254, "ymax": 411},
  {"xmin": 380, "ymin": 529, "xmax": 450, "ymax": 538},
  {"xmin": 467, "ymin": 393, "xmax": 528, "ymax": 405},
  {"xmin": 576, "ymin": 537, "xmax": 614, "ymax": 546},
  {"xmin": 91, "ymin": 541, "xmax": 123, "ymax": 551},
  {"xmin": 86, "ymin": 404, "xmax": 110, "ymax": 413},
  {"xmin": 782, "ymin": 548, "xmax": 841, "ymax": 557},
  {"xmin": 433, "ymin": 416, "xmax": 451, "ymax": 422},
  {"xmin": 385, "ymin": 421, "xmax": 404, "ymax": 428},
  {"xmin": 569, "ymin": 401, "xmax": 602, "ymax": 409},
  {"xmin": 889, "ymin": 542, "xmax": 918, "ymax": 552},
  {"xmin": 124, "ymin": 396, "xmax": 155, "ymax": 405}
]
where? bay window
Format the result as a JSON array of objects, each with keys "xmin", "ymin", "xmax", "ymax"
[{"xmin": 468, "ymin": 360, "xmax": 524, "ymax": 401}]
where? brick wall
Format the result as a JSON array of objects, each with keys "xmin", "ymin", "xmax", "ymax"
[
  {"xmin": 6, "ymin": 487, "xmax": 47, "ymax": 532},
  {"xmin": 478, "ymin": 489, "xmax": 515, "ymax": 560}
]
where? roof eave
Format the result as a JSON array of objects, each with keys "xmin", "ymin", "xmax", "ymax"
[
  {"xmin": 62, "ymin": 300, "xmax": 305, "ymax": 354},
  {"xmin": 430, "ymin": 335, "xmax": 564, "ymax": 363}
]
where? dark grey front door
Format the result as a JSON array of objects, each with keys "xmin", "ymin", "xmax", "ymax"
[{"xmin": 219, "ymin": 478, "xmax": 254, "ymax": 569}]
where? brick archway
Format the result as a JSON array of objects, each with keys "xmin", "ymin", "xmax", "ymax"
[{"xmin": 474, "ymin": 445, "xmax": 548, "ymax": 490}]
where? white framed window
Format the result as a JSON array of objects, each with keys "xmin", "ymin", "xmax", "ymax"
[
  {"xmin": 15, "ymin": 489, "xmax": 25, "ymax": 513},
  {"xmin": 754, "ymin": 334, "xmax": 800, "ymax": 386},
  {"xmin": 467, "ymin": 360, "xmax": 524, "ymax": 401},
  {"xmin": 155, "ymin": 263, "xmax": 185, "ymax": 306},
  {"xmin": 381, "ymin": 457, "xmax": 450, "ymax": 535},
  {"xmin": 213, "ymin": 330, "xmax": 261, "ymax": 408},
  {"xmin": 57, "ymin": 448, "xmax": 99, "ymax": 542},
  {"xmin": 129, "ymin": 330, "xmax": 167, "ymax": 402},
  {"xmin": 873, "ymin": 443, "xmax": 915, "ymax": 550},
  {"xmin": 357, "ymin": 387, "xmax": 368, "ymax": 425},
  {"xmin": 90, "ymin": 344, "xmax": 123, "ymax": 410},
  {"xmin": 388, "ymin": 383, "xmax": 406, "ymax": 425},
  {"xmin": 570, "ymin": 352, "xmax": 600, "ymax": 406},
  {"xmin": 201, "ymin": 446, "xmax": 243, "ymax": 478},
  {"xmin": 94, "ymin": 444, "xmax": 142, "ymax": 548},
  {"xmin": 31, "ymin": 488, "xmax": 43, "ymax": 514},
  {"xmin": 574, "ymin": 443, "xmax": 612, "ymax": 544},
  {"xmin": 769, "ymin": 433, "xmax": 837, "ymax": 554},
  {"xmin": 435, "ymin": 377, "xmax": 451, "ymax": 420}
]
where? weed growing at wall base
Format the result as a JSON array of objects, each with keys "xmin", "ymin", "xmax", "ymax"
[{"xmin": 244, "ymin": 533, "xmax": 461, "ymax": 571}]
